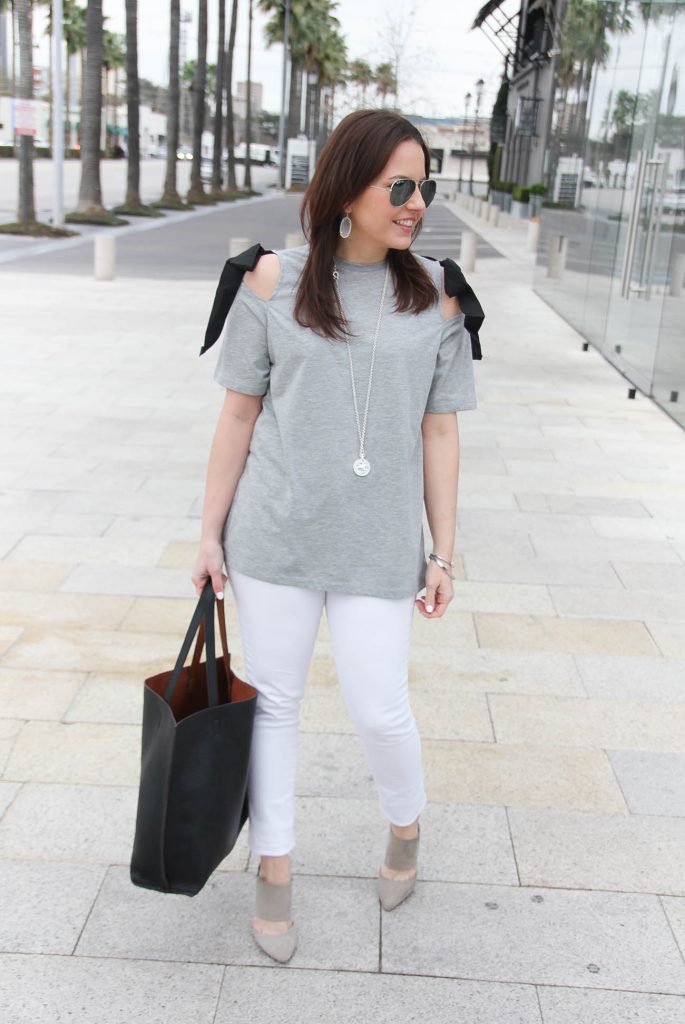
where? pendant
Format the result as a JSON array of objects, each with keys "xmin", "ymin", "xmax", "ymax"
[{"xmin": 353, "ymin": 457, "xmax": 370, "ymax": 477}]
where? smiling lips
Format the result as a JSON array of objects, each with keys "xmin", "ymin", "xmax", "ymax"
[{"xmin": 393, "ymin": 218, "xmax": 417, "ymax": 232}]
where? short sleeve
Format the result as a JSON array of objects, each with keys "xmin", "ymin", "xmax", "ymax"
[
  {"xmin": 424, "ymin": 313, "xmax": 477, "ymax": 413},
  {"xmin": 213, "ymin": 280, "xmax": 270, "ymax": 396}
]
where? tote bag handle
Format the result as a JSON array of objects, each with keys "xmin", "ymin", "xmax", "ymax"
[{"xmin": 163, "ymin": 580, "xmax": 230, "ymax": 707}]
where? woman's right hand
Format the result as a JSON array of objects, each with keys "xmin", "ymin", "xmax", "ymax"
[{"xmin": 191, "ymin": 539, "xmax": 228, "ymax": 599}]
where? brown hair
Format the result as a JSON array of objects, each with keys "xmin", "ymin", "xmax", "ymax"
[{"xmin": 294, "ymin": 109, "xmax": 439, "ymax": 341}]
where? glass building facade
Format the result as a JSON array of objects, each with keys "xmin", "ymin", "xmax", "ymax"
[{"xmin": 533, "ymin": 0, "xmax": 685, "ymax": 427}]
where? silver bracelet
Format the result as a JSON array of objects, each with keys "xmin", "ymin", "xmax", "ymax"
[{"xmin": 428, "ymin": 553, "xmax": 455, "ymax": 579}]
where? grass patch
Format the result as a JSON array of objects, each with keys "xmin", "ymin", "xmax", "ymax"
[
  {"xmin": 0, "ymin": 220, "xmax": 79, "ymax": 237},
  {"xmin": 65, "ymin": 210, "xmax": 129, "ymax": 226},
  {"xmin": 112, "ymin": 203, "xmax": 165, "ymax": 218}
]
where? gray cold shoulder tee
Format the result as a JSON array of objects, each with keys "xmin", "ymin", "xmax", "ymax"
[{"xmin": 213, "ymin": 243, "xmax": 477, "ymax": 599}]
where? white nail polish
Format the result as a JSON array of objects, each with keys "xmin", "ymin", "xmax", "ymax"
[{"xmin": 426, "ymin": 604, "xmax": 433, "ymax": 613}]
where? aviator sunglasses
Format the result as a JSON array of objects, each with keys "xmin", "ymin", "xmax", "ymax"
[{"xmin": 369, "ymin": 177, "xmax": 437, "ymax": 208}]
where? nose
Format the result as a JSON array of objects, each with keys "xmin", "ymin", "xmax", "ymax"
[{"xmin": 406, "ymin": 183, "xmax": 426, "ymax": 212}]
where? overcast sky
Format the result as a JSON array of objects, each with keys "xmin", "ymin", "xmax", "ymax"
[{"xmin": 34, "ymin": 0, "xmax": 504, "ymax": 122}]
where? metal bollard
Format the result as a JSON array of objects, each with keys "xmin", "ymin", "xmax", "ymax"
[
  {"xmin": 285, "ymin": 231, "xmax": 305, "ymax": 248},
  {"xmin": 460, "ymin": 230, "xmax": 477, "ymax": 273},
  {"xmin": 670, "ymin": 254, "xmax": 685, "ymax": 297},
  {"xmin": 229, "ymin": 237, "xmax": 250, "ymax": 257},
  {"xmin": 94, "ymin": 235, "xmax": 115, "ymax": 280},
  {"xmin": 489, "ymin": 204, "xmax": 500, "ymax": 227},
  {"xmin": 527, "ymin": 219, "xmax": 540, "ymax": 252}
]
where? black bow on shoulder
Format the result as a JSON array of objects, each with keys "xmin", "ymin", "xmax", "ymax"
[
  {"xmin": 200, "ymin": 242, "xmax": 275, "ymax": 356},
  {"xmin": 425, "ymin": 255, "xmax": 484, "ymax": 360},
  {"xmin": 200, "ymin": 243, "xmax": 484, "ymax": 360}
]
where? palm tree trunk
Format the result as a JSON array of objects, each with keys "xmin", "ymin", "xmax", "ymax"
[
  {"xmin": 210, "ymin": 0, "xmax": 225, "ymax": 194},
  {"xmin": 287, "ymin": 53, "xmax": 301, "ymax": 140},
  {"xmin": 75, "ymin": 0, "xmax": 105, "ymax": 213},
  {"xmin": 78, "ymin": 48, "xmax": 85, "ymax": 149},
  {"xmin": 224, "ymin": 0, "xmax": 238, "ymax": 191},
  {"xmin": 243, "ymin": 0, "xmax": 252, "ymax": 190},
  {"xmin": 125, "ymin": 0, "xmax": 141, "ymax": 205},
  {"xmin": 188, "ymin": 0, "xmax": 208, "ymax": 199},
  {"xmin": 16, "ymin": 0, "xmax": 35, "ymax": 228},
  {"xmin": 161, "ymin": 0, "xmax": 182, "ymax": 204}
]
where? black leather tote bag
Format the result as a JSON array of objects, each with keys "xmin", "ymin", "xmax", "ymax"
[{"xmin": 130, "ymin": 579, "xmax": 257, "ymax": 896}]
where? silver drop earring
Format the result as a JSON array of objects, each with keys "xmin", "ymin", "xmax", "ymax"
[{"xmin": 339, "ymin": 214, "xmax": 352, "ymax": 239}]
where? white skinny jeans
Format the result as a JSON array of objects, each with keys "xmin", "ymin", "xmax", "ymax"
[{"xmin": 226, "ymin": 566, "xmax": 428, "ymax": 856}]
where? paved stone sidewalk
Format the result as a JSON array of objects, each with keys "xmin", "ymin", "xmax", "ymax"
[{"xmin": 0, "ymin": 201, "xmax": 684, "ymax": 1023}]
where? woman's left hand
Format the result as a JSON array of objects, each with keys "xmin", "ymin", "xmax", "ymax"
[{"xmin": 415, "ymin": 560, "xmax": 453, "ymax": 618}]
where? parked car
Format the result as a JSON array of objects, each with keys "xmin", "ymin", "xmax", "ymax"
[{"xmin": 176, "ymin": 145, "xmax": 193, "ymax": 161}]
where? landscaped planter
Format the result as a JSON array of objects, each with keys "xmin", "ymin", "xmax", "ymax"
[
  {"xmin": 529, "ymin": 194, "xmax": 544, "ymax": 217},
  {"xmin": 502, "ymin": 193, "xmax": 512, "ymax": 213},
  {"xmin": 511, "ymin": 199, "xmax": 530, "ymax": 219}
]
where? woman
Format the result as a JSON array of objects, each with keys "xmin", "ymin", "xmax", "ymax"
[{"xmin": 192, "ymin": 109, "xmax": 478, "ymax": 964}]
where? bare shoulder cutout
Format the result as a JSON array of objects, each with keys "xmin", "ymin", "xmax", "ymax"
[
  {"xmin": 242, "ymin": 252, "xmax": 281, "ymax": 301},
  {"xmin": 440, "ymin": 264, "xmax": 461, "ymax": 319}
]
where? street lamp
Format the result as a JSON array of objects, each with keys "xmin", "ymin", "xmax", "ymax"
[
  {"xmin": 461, "ymin": 91, "xmax": 471, "ymax": 196},
  {"xmin": 469, "ymin": 78, "xmax": 484, "ymax": 197}
]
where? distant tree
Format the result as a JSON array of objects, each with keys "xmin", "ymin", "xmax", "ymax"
[
  {"xmin": 224, "ymin": 0, "xmax": 239, "ymax": 191},
  {"xmin": 16, "ymin": 0, "xmax": 35, "ymax": 228},
  {"xmin": 210, "ymin": 0, "xmax": 226, "ymax": 195},
  {"xmin": 187, "ymin": 0, "xmax": 213, "ymax": 202},
  {"xmin": 158, "ymin": 0, "xmax": 185, "ymax": 207}
]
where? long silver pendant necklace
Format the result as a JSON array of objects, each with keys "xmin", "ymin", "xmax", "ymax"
[{"xmin": 332, "ymin": 260, "xmax": 390, "ymax": 477}]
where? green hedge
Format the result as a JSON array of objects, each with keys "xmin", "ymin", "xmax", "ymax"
[{"xmin": 513, "ymin": 184, "xmax": 530, "ymax": 203}]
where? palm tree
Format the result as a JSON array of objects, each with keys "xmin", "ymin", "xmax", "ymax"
[
  {"xmin": 67, "ymin": 0, "xmax": 126, "ymax": 222},
  {"xmin": 15, "ymin": 0, "xmax": 34, "ymax": 229},
  {"xmin": 63, "ymin": 0, "xmax": 86, "ymax": 153},
  {"xmin": 346, "ymin": 58, "xmax": 373, "ymax": 106},
  {"xmin": 243, "ymin": 0, "xmax": 253, "ymax": 191},
  {"xmin": 157, "ymin": 0, "xmax": 186, "ymax": 207},
  {"xmin": 224, "ymin": 0, "xmax": 239, "ymax": 191},
  {"xmin": 374, "ymin": 61, "xmax": 397, "ymax": 109},
  {"xmin": 210, "ymin": 0, "xmax": 226, "ymax": 196},
  {"xmin": 102, "ymin": 29, "xmax": 126, "ymax": 154},
  {"xmin": 187, "ymin": 0, "xmax": 214, "ymax": 202}
]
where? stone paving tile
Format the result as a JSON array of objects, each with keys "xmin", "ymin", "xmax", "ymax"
[
  {"xmin": 58, "ymin": 564, "xmax": 197, "ymax": 598},
  {"xmin": 287, "ymin": 796, "xmax": 518, "ymax": 886},
  {"xmin": 0, "ymin": 859, "xmax": 106, "ymax": 953},
  {"xmin": 536, "ymin": 986, "xmax": 685, "ymax": 1024},
  {"xmin": 3, "ymin": 720, "xmax": 141, "ymax": 786},
  {"xmin": 661, "ymin": 896, "xmax": 685, "ymax": 958},
  {"xmin": 410, "ymin": 610, "xmax": 479, "ymax": 649},
  {"xmin": 0, "ymin": 953, "xmax": 225, "ymax": 1024},
  {"xmin": 515, "ymin": 494, "xmax": 650, "ymax": 517},
  {"xmin": 104, "ymin": 514, "xmax": 201, "ymax": 541},
  {"xmin": 508, "ymin": 807, "xmax": 685, "ymax": 895},
  {"xmin": 214, "ymin": 967, "xmax": 542, "ymax": 1024},
  {"xmin": 0, "ymin": 591, "xmax": 135, "ymax": 629},
  {"xmin": 589, "ymin": 515, "xmax": 685, "ymax": 542},
  {"xmin": 409, "ymin": 648, "xmax": 584, "ymax": 696},
  {"xmin": 0, "ymin": 512, "xmax": 116, "ymax": 537},
  {"xmin": 0, "ymin": 561, "xmax": 73, "ymax": 592},
  {"xmin": 531, "ymin": 535, "xmax": 682, "ymax": 564},
  {"xmin": 118, "ymin": 595, "xmax": 235, "ymax": 635},
  {"xmin": 0, "ymin": 625, "xmax": 23, "ymax": 655},
  {"xmin": 573, "ymin": 654, "xmax": 685, "ymax": 703},
  {"xmin": 612, "ymin": 561, "xmax": 685, "ymax": 591},
  {"xmin": 381, "ymin": 880, "xmax": 685, "ymax": 992},
  {"xmin": 76, "ymin": 866, "xmax": 380, "ymax": 972},
  {"xmin": 608, "ymin": 750, "xmax": 685, "ymax": 816},
  {"xmin": 489, "ymin": 694, "xmax": 685, "ymax": 752},
  {"xmin": 0, "ymin": 720, "xmax": 25, "ymax": 776},
  {"xmin": 63, "ymin": 671, "xmax": 143, "ymax": 724},
  {"xmin": 474, "ymin": 613, "xmax": 659, "ymax": 656},
  {"xmin": 6, "ymin": 535, "xmax": 168, "ymax": 567},
  {"xmin": 548, "ymin": 585, "xmax": 683, "ymax": 622},
  {"xmin": 0, "ymin": 781, "xmax": 20, "ymax": 818},
  {"xmin": 0, "ymin": 626, "xmax": 179, "ymax": 675},
  {"xmin": 463, "ymin": 550, "xmax": 621, "ymax": 587},
  {"xmin": 159, "ymin": 539, "xmax": 198, "ymax": 567},
  {"xmin": 644, "ymin": 620, "xmax": 685, "ymax": 658},
  {"xmin": 0, "ymin": 667, "xmax": 86, "ymax": 720},
  {"xmin": 52, "ymin": 489, "xmax": 195, "ymax": 518},
  {"xmin": 444, "ymin": 581, "xmax": 556, "ymax": 616},
  {"xmin": 421, "ymin": 740, "xmax": 625, "ymax": 813}
]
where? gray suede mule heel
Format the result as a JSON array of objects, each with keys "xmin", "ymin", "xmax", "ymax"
[
  {"xmin": 377, "ymin": 823, "xmax": 420, "ymax": 911},
  {"xmin": 251, "ymin": 868, "xmax": 298, "ymax": 964}
]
